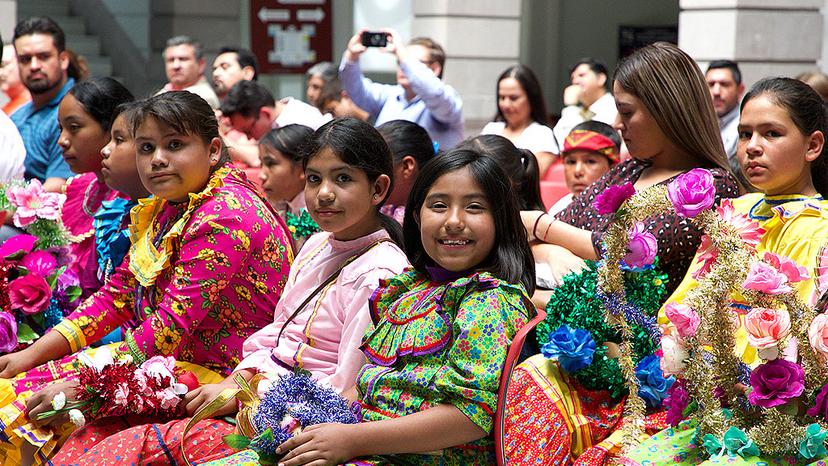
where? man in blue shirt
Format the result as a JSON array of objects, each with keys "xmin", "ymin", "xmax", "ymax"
[
  {"xmin": 11, "ymin": 16, "xmax": 74, "ymax": 192},
  {"xmin": 339, "ymin": 29, "xmax": 464, "ymax": 150}
]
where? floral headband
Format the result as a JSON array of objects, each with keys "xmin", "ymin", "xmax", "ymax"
[{"xmin": 562, "ymin": 129, "xmax": 620, "ymax": 164}]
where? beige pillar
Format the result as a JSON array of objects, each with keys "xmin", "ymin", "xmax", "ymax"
[
  {"xmin": 0, "ymin": 0, "xmax": 16, "ymax": 42},
  {"xmin": 679, "ymin": 0, "xmax": 823, "ymax": 88},
  {"xmin": 411, "ymin": 0, "xmax": 522, "ymax": 136}
]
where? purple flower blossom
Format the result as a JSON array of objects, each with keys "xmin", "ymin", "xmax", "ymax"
[
  {"xmin": 748, "ymin": 359, "xmax": 805, "ymax": 408},
  {"xmin": 667, "ymin": 168, "xmax": 716, "ymax": 218}
]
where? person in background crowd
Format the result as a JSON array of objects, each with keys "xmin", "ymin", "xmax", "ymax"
[
  {"xmin": 1, "ymin": 43, "xmax": 31, "ymax": 115},
  {"xmin": 705, "ymin": 59, "xmax": 748, "ymax": 188},
  {"xmin": 552, "ymin": 58, "xmax": 617, "ymax": 151},
  {"xmin": 211, "ymin": 46, "xmax": 259, "ymax": 166},
  {"xmin": 220, "ymin": 80, "xmax": 330, "ymax": 143},
  {"xmin": 65, "ymin": 48, "xmax": 88, "ymax": 82},
  {"xmin": 0, "ymin": 36, "xmax": 26, "ymax": 182},
  {"xmin": 305, "ymin": 61, "xmax": 337, "ymax": 109},
  {"xmin": 212, "ymin": 46, "xmax": 257, "ymax": 102},
  {"xmin": 376, "ymin": 119, "xmax": 435, "ymax": 223},
  {"xmin": 155, "ymin": 35, "xmax": 219, "ymax": 109},
  {"xmin": 796, "ymin": 70, "xmax": 828, "ymax": 102},
  {"xmin": 340, "ymin": 28, "xmax": 464, "ymax": 150},
  {"xmin": 482, "ymin": 64, "xmax": 557, "ymax": 176},
  {"xmin": 11, "ymin": 16, "xmax": 74, "ymax": 192},
  {"xmin": 547, "ymin": 120, "xmax": 621, "ymax": 216},
  {"xmin": 317, "ymin": 76, "xmax": 369, "ymax": 121}
]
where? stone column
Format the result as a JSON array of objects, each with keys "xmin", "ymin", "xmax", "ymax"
[
  {"xmin": 679, "ymin": 0, "xmax": 823, "ymax": 87},
  {"xmin": 0, "ymin": 0, "xmax": 16, "ymax": 42},
  {"xmin": 411, "ymin": 0, "xmax": 521, "ymax": 136}
]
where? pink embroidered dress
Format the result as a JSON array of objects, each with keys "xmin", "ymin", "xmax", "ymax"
[
  {"xmin": 60, "ymin": 172, "xmax": 125, "ymax": 298},
  {"xmin": 50, "ymin": 229, "xmax": 410, "ymax": 466},
  {"xmin": 0, "ymin": 166, "xmax": 293, "ymax": 465}
]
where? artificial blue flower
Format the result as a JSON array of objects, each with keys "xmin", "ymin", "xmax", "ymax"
[
  {"xmin": 636, "ymin": 354, "xmax": 675, "ymax": 409},
  {"xmin": 799, "ymin": 423, "xmax": 828, "ymax": 459},
  {"xmin": 541, "ymin": 325, "xmax": 596, "ymax": 373}
]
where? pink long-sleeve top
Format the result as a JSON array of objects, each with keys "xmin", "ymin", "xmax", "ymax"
[
  {"xmin": 236, "ymin": 229, "xmax": 409, "ymax": 392},
  {"xmin": 54, "ymin": 167, "xmax": 293, "ymax": 376}
]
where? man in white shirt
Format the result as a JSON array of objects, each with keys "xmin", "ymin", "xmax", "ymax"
[
  {"xmin": 705, "ymin": 60, "xmax": 747, "ymax": 187},
  {"xmin": 552, "ymin": 58, "xmax": 617, "ymax": 152},
  {"xmin": 155, "ymin": 35, "xmax": 219, "ymax": 109},
  {"xmin": 220, "ymin": 80, "xmax": 330, "ymax": 141}
]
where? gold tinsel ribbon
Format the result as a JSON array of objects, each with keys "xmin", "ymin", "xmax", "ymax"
[{"xmin": 180, "ymin": 373, "xmax": 266, "ymax": 466}]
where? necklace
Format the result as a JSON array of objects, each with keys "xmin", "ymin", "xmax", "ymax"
[{"xmin": 82, "ymin": 179, "xmax": 110, "ymax": 216}]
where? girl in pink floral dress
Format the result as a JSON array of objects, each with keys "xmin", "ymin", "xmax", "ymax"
[
  {"xmin": 55, "ymin": 77, "xmax": 134, "ymax": 299},
  {"xmin": 0, "ymin": 91, "xmax": 293, "ymax": 465}
]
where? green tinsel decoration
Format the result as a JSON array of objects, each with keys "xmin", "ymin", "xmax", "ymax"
[
  {"xmin": 26, "ymin": 219, "xmax": 69, "ymax": 249},
  {"xmin": 537, "ymin": 259, "xmax": 668, "ymax": 399},
  {"xmin": 285, "ymin": 209, "xmax": 321, "ymax": 242}
]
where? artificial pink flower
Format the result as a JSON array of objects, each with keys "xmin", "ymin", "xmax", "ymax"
[
  {"xmin": 592, "ymin": 182, "xmax": 635, "ymax": 215},
  {"xmin": 623, "ymin": 222, "xmax": 657, "ymax": 269},
  {"xmin": 139, "ymin": 355, "xmax": 177, "ymax": 382},
  {"xmin": 114, "ymin": 383, "xmax": 130, "ymax": 408},
  {"xmin": 717, "ymin": 199, "xmax": 764, "ymax": 250},
  {"xmin": 5, "ymin": 180, "xmax": 63, "ymax": 228},
  {"xmin": 158, "ymin": 388, "xmax": 180, "ymax": 410},
  {"xmin": 8, "ymin": 274, "xmax": 52, "ymax": 314},
  {"xmin": 664, "ymin": 302, "xmax": 700, "ymax": 339},
  {"xmin": 692, "ymin": 234, "xmax": 718, "ymax": 279},
  {"xmin": 764, "ymin": 252, "xmax": 809, "ymax": 283},
  {"xmin": 21, "ymin": 250, "xmax": 57, "ymax": 276},
  {"xmin": 667, "ymin": 168, "xmax": 715, "ymax": 218},
  {"xmin": 0, "ymin": 234, "xmax": 38, "ymax": 259},
  {"xmin": 744, "ymin": 308, "xmax": 791, "ymax": 350},
  {"xmin": 743, "ymin": 261, "xmax": 793, "ymax": 295},
  {"xmin": 809, "ymin": 313, "xmax": 828, "ymax": 357}
]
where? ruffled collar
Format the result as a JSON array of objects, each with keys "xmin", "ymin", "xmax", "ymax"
[
  {"xmin": 747, "ymin": 193, "xmax": 824, "ymax": 222},
  {"xmin": 94, "ymin": 197, "xmax": 138, "ymax": 282},
  {"xmin": 128, "ymin": 167, "xmax": 231, "ymax": 287},
  {"xmin": 362, "ymin": 270, "xmax": 519, "ymax": 366},
  {"xmin": 61, "ymin": 173, "xmax": 118, "ymax": 242}
]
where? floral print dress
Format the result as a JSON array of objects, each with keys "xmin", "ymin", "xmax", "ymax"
[{"xmin": 0, "ymin": 166, "xmax": 293, "ymax": 465}]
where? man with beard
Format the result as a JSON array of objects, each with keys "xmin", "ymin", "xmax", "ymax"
[
  {"xmin": 211, "ymin": 46, "xmax": 257, "ymax": 103},
  {"xmin": 705, "ymin": 60, "xmax": 749, "ymax": 188},
  {"xmin": 11, "ymin": 16, "xmax": 74, "ymax": 192}
]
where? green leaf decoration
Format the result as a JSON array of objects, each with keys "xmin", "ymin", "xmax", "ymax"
[
  {"xmin": 65, "ymin": 286, "xmax": 82, "ymax": 303},
  {"xmin": 16, "ymin": 323, "xmax": 39, "ymax": 343},
  {"xmin": 223, "ymin": 434, "xmax": 251, "ymax": 451}
]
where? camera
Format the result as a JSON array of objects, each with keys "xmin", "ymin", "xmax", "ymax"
[{"xmin": 361, "ymin": 31, "xmax": 388, "ymax": 48}]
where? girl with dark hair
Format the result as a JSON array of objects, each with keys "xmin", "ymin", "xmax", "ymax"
[
  {"xmin": 56, "ymin": 76, "xmax": 134, "ymax": 298},
  {"xmin": 0, "ymin": 91, "xmax": 294, "ymax": 465},
  {"xmin": 203, "ymin": 148, "xmax": 536, "ymax": 465},
  {"xmin": 50, "ymin": 117, "xmax": 409, "ymax": 466},
  {"xmin": 621, "ymin": 79, "xmax": 828, "ymax": 466},
  {"xmin": 258, "ymin": 124, "xmax": 319, "ymax": 249},
  {"xmin": 481, "ymin": 64, "xmax": 557, "ymax": 176},
  {"xmin": 377, "ymin": 119, "xmax": 435, "ymax": 223},
  {"xmin": 525, "ymin": 42, "xmax": 739, "ymax": 292},
  {"xmin": 504, "ymin": 42, "xmax": 740, "ymax": 465}
]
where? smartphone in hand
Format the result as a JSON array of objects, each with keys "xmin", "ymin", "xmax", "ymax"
[{"xmin": 361, "ymin": 31, "xmax": 388, "ymax": 48}]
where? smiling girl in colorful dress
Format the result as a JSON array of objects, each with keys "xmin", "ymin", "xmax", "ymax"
[{"xmin": 221, "ymin": 148, "xmax": 536, "ymax": 465}]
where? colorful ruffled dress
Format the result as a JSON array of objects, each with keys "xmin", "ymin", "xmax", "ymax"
[
  {"xmin": 620, "ymin": 193, "xmax": 828, "ymax": 466},
  {"xmin": 60, "ymin": 172, "xmax": 124, "ymax": 299},
  {"xmin": 0, "ymin": 167, "xmax": 293, "ymax": 465},
  {"xmin": 205, "ymin": 269, "xmax": 532, "ymax": 466}
]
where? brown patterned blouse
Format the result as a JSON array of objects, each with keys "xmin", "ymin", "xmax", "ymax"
[{"xmin": 555, "ymin": 158, "xmax": 739, "ymax": 293}]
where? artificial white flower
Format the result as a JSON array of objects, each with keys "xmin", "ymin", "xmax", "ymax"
[
  {"xmin": 51, "ymin": 391, "xmax": 66, "ymax": 410},
  {"xmin": 78, "ymin": 347, "xmax": 114, "ymax": 371},
  {"xmin": 68, "ymin": 409, "xmax": 85, "ymax": 427}
]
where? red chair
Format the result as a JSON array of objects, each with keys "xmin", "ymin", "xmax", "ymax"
[
  {"xmin": 242, "ymin": 167, "xmax": 263, "ymax": 188},
  {"xmin": 494, "ymin": 305, "xmax": 546, "ymax": 466},
  {"xmin": 540, "ymin": 180, "xmax": 571, "ymax": 210},
  {"xmin": 542, "ymin": 159, "xmax": 565, "ymax": 182}
]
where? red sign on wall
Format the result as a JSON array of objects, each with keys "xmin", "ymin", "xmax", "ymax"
[{"xmin": 250, "ymin": 0, "xmax": 333, "ymax": 74}]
